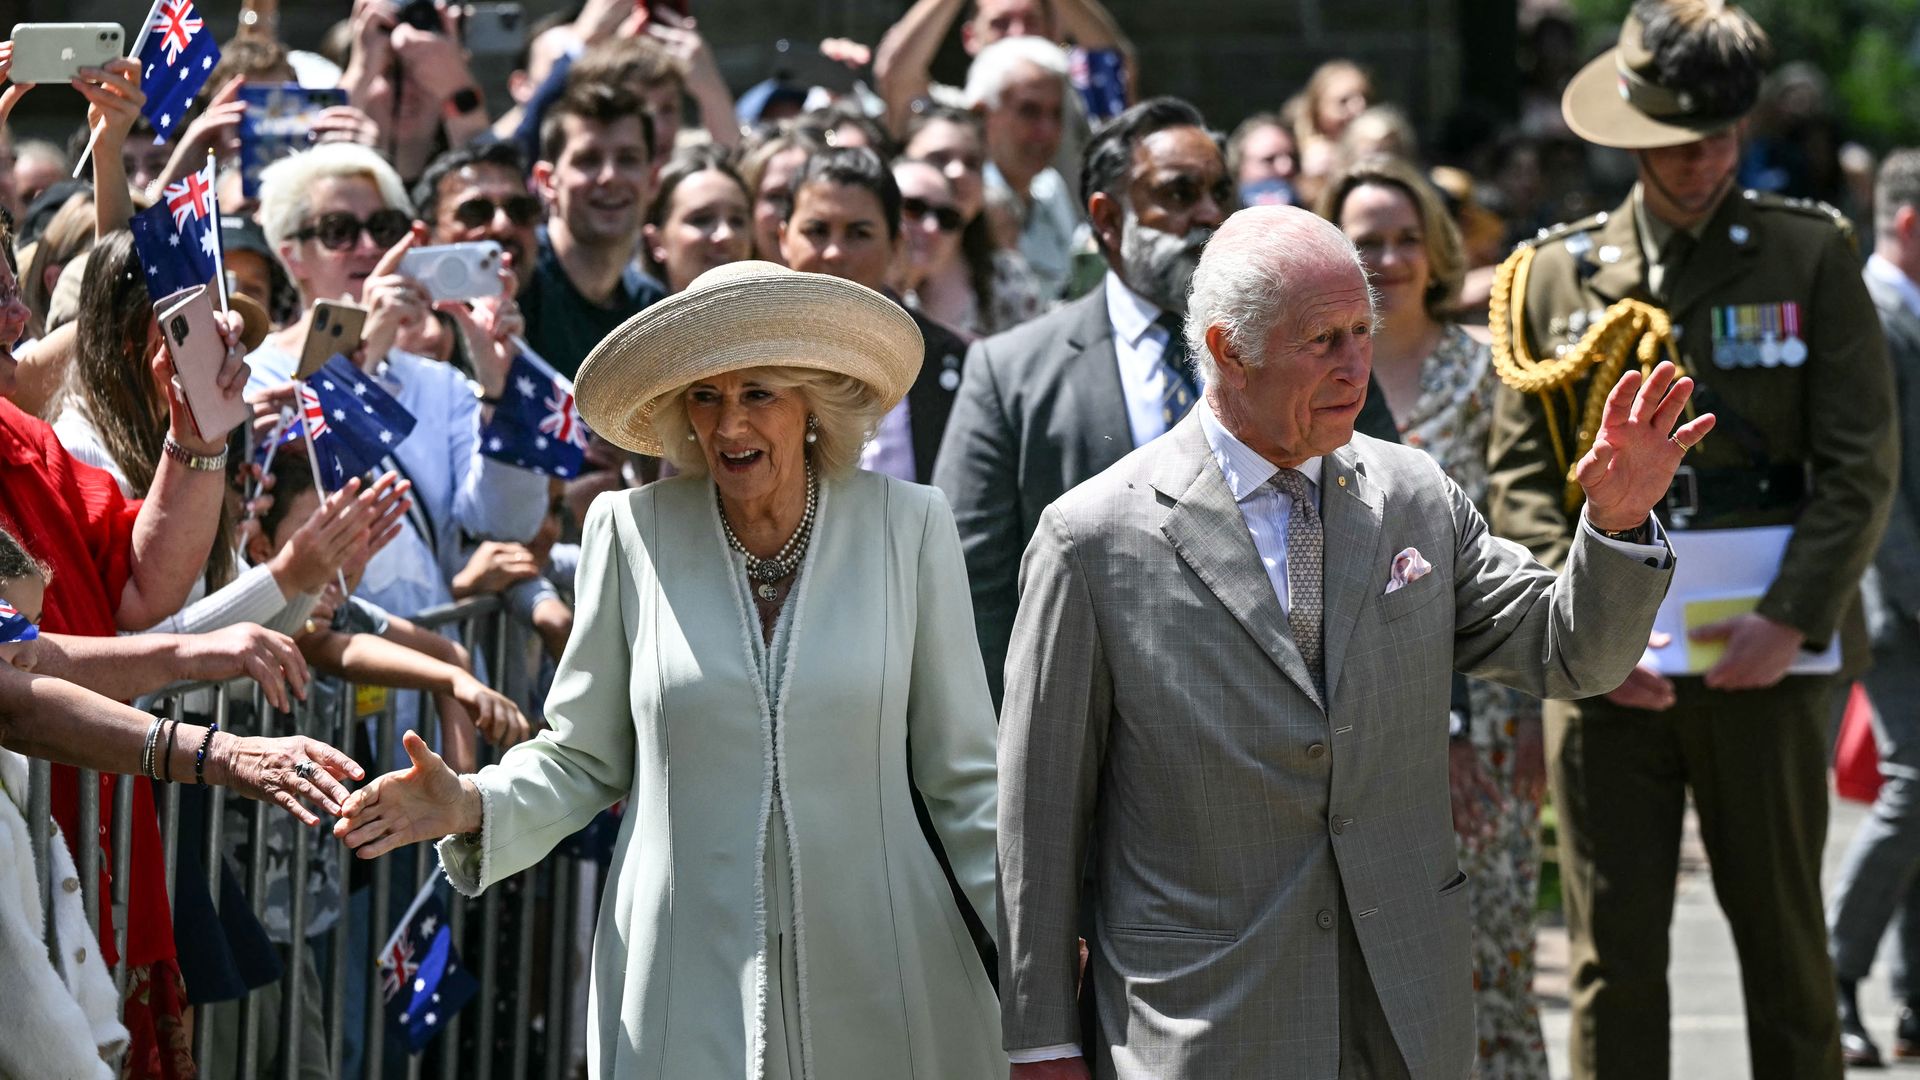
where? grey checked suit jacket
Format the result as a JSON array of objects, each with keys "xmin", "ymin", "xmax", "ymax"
[
  {"xmin": 997, "ymin": 416, "xmax": 1671, "ymax": 1079},
  {"xmin": 1862, "ymin": 269, "xmax": 1920, "ymax": 647}
]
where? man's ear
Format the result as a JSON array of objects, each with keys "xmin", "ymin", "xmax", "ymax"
[
  {"xmin": 1204, "ymin": 323, "xmax": 1245, "ymax": 388},
  {"xmin": 1088, "ymin": 190, "xmax": 1123, "ymax": 261},
  {"xmin": 531, "ymin": 161, "xmax": 557, "ymax": 204},
  {"xmin": 1897, "ymin": 203, "xmax": 1920, "ymax": 246}
]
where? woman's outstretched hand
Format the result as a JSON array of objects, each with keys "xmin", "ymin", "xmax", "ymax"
[{"xmin": 333, "ymin": 729, "xmax": 482, "ymax": 859}]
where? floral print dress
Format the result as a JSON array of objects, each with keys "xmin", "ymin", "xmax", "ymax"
[{"xmin": 1396, "ymin": 324, "xmax": 1551, "ymax": 1079}]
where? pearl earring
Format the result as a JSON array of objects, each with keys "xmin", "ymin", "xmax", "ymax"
[
  {"xmin": 804, "ymin": 414, "xmax": 819, "ymax": 445},
  {"xmin": 686, "ymin": 431, "xmax": 698, "ymax": 442}
]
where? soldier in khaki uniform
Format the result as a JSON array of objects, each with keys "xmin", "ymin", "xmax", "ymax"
[{"xmin": 1485, "ymin": 3, "xmax": 1897, "ymax": 1078}]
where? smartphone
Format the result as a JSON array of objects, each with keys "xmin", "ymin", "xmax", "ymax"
[
  {"xmin": 7, "ymin": 23, "xmax": 125, "ymax": 85},
  {"xmin": 399, "ymin": 241, "xmax": 505, "ymax": 302},
  {"xmin": 156, "ymin": 285, "xmax": 252, "ymax": 445},
  {"xmin": 297, "ymin": 300, "xmax": 369, "ymax": 379},
  {"xmin": 461, "ymin": 2, "xmax": 526, "ymax": 55}
]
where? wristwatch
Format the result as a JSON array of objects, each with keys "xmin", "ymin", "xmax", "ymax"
[
  {"xmin": 162, "ymin": 436, "xmax": 229, "ymax": 473},
  {"xmin": 1595, "ymin": 518, "xmax": 1653, "ymax": 545}
]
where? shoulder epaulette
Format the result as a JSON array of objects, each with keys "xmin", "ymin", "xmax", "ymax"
[
  {"xmin": 1742, "ymin": 189, "xmax": 1856, "ymax": 242},
  {"xmin": 1516, "ymin": 211, "xmax": 1610, "ymax": 253}
]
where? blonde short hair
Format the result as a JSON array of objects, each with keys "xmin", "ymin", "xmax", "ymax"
[
  {"xmin": 257, "ymin": 144, "xmax": 414, "ymax": 268},
  {"xmin": 648, "ymin": 366, "xmax": 887, "ymax": 478}
]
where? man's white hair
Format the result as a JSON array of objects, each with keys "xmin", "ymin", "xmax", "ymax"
[
  {"xmin": 257, "ymin": 143, "xmax": 415, "ymax": 270},
  {"xmin": 1184, "ymin": 205, "xmax": 1375, "ymax": 387},
  {"xmin": 963, "ymin": 36, "xmax": 1070, "ymax": 110}
]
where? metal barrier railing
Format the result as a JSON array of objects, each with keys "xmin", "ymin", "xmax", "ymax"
[{"xmin": 19, "ymin": 594, "xmax": 591, "ymax": 1080}]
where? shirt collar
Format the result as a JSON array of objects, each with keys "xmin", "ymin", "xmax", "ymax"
[
  {"xmin": 1633, "ymin": 183, "xmax": 1707, "ymax": 264},
  {"xmin": 1198, "ymin": 401, "xmax": 1324, "ymax": 502},
  {"xmin": 1867, "ymin": 253, "xmax": 1920, "ymax": 321},
  {"xmin": 1104, "ymin": 270, "xmax": 1164, "ymax": 348}
]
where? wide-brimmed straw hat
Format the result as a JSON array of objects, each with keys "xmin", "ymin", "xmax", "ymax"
[
  {"xmin": 1561, "ymin": 9, "xmax": 1761, "ymax": 150},
  {"xmin": 574, "ymin": 260, "xmax": 923, "ymax": 456}
]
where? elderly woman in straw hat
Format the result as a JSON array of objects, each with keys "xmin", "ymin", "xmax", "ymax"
[{"xmin": 333, "ymin": 260, "xmax": 1003, "ymax": 1078}]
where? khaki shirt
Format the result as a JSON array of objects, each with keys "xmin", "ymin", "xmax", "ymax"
[{"xmin": 1486, "ymin": 188, "xmax": 1897, "ymax": 651}]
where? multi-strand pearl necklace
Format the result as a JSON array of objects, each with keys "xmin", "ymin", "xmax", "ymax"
[{"xmin": 719, "ymin": 462, "xmax": 818, "ymax": 602}]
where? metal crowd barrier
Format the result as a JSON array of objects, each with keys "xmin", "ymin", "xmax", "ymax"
[{"xmin": 21, "ymin": 595, "xmax": 594, "ymax": 1080}]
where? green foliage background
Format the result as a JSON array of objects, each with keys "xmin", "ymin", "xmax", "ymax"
[{"xmin": 1568, "ymin": 0, "xmax": 1920, "ymax": 149}]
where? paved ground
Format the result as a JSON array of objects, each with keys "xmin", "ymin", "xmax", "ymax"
[{"xmin": 1534, "ymin": 793, "xmax": 1915, "ymax": 1078}]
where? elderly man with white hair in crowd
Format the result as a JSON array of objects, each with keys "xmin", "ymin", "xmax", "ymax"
[
  {"xmin": 995, "ymin": 204, "xmax": 1713, "ymax": 1079},
  {"xmin": 966, "ymin": 35, "xmax": 1081, "ymax": 301}
]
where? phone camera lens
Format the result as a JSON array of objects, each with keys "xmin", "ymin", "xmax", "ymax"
[{"xmin": 170, "ymin": 315, "xmax": 189, "ymax": 341}]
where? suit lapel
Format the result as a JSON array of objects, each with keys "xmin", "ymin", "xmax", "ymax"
[
  {"xmin": 1067, "ymin": 284, "xmax": 1137, "ymax": 463},
  {"xmin": 1153, "ymin": 419, "xmax": 1324, "ymax": 708},
  {"xmin": 1317, "ymin": 442, "xmax": 1384, "ymax": 704}
]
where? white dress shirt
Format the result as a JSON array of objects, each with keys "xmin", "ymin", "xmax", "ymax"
[
  {"xmin": 1105, "ymin": 271, "xmax": 1188, "ymax": 449},
  {"xmin": 1009, "ymin": 406, "xmax": 1669, "ymax": 1067},
  {"xmin": 1868, "ymin": 253, "xmax": 1920, "ymax": 321},
  {"xmin": 858, "ymin": 399, "xmax": 917, "ymax": 481}
]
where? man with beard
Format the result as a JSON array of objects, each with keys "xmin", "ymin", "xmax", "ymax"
[
  {"xmin": 407, "ymin": 141, "xmax": 544, "ymax": 371},
  {"xmin": 520, "ymin": 80, "xmax": 664, "ymax": 379},
  {"xmin": 938, "ymin": 96, "xmax": 1401, "ymax": 704}
]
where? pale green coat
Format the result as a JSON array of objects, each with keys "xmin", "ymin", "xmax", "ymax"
[{"xmin": 439, "ymin": 471, "xmax": 1003, "ymax": 1079}]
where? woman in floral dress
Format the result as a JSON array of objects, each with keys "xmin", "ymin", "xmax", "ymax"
[{"xmin": 1321, "ymin": 156, "xmax": 1551, "ymax": 1078}]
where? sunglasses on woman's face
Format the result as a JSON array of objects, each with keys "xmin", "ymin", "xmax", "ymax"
[
  {"xmin": 295, "ymin": 209, "xmax": 415, "ymax": 252},
  {"xmin": 901, "ymin": 196, "xmax": 963, "ymax": 234},
  {"xmin": 452, "ymin": 194, "xmax": 544, "ymax": 229}
]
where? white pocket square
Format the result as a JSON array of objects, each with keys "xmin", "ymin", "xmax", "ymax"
[{"xmin": 1384, "ymin": 547, "xmax": 1432, "ymax": 595}]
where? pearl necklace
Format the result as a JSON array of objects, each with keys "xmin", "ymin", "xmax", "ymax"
[{"xmin": 719, "ymin": 463, "xmax": 818, "ymax": 602}]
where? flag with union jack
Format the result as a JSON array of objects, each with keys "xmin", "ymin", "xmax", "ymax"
[
  {"xmin": 298, "ymin": 355, "xmax": 418, "ymax": 491},
  {"xmin": 135, "ymin": 0, "xmax": 222, "ymax": 142},
  {"xmin": 0, "ymin": 598, "xmax": 37, "ymax": 645},
  {"xmin": 480, "ymin": 347, "xmax": 591, "ymax": 478},
  {"xmin": 378, "ymin": 879, "xmax": 478, "ymax": 1053},
  {"xmin": 129, "ymin": 160, "xmax": 220, "ymax": 303}
]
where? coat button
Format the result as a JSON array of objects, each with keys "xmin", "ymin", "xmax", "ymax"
[
  {"xmin": 1330, "ymin": 816, "xmax": 1345, "ymax": 834},
  {"xmin": 1317, "ymin": 909, "xmax": 1334, "ymax": 930},
  {"xmin": 1307, "ymin": 743, "xmax": 1326, "ymax": 758}
]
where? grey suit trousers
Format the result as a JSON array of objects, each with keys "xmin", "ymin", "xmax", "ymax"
[{"xmin": 1829, "ymin": 616, "xmax": 1920, "ymax": 998}]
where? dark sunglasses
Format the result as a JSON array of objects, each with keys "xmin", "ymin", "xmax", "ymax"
[
  {"xmin": 901, "ymin": 196, "xmax": 964, "ymax": 233},
  {"xmin": 452, "ymin": 193, "xmax": 543, "ymax": 229},
  {"xmin": 295, "ymin": 209, "xmax": 414, "ymax": 252}
]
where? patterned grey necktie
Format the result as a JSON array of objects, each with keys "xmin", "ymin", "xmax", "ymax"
[{"xmin": 1269, "ymin": 468, "xmax": 1324, "ymax": 686}]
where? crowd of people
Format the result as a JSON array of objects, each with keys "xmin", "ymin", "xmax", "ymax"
[{"xmin": 1, "ymin": 0, "xmax": 1916, "ymax": 1077}]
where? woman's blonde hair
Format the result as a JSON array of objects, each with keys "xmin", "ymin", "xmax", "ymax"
[
  {"xmin": 1315, "ymin": 154, "xmax": 1467, "ymax": 321},
  {"xmin": 21, "ymin": 194, "xmax": 95, "ymax": 340},
  {"xmin": 648, "ymin": 366, "xmax": 885, "ymax": 479}
]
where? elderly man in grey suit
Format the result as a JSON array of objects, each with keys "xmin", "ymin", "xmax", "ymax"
[
  {"xmin": 1827, "ymin": 147, "xmax": 1920, "ymax": 1067},
  {"xmin": 997, "ymin": 204, "xmax": 1717, "ymax": 1079}
]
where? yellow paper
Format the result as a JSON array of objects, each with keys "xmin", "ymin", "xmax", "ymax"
[
  {"xmin": 354, "ymin": 683, "xmax": 389, "ymax": 719},
  {"xmin": 1684, "ymin": 595, "xmax": 1761, "ymax": 672}
]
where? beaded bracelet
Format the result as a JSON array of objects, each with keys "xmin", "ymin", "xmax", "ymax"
[{"xmin": 194, "ymin": 721, "xmax": 220, "ymax": 786}]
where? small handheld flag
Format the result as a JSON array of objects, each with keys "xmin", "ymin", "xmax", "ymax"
[
  {"xmin": 129, "ymin": 159, "xmax": 220, "ymax": 303},
  {"xmin": 479, "ymin": 347, "xmax": 591, "ymax": 478},
  {"xmin": 379, "ymin": 880, "xmax": 479, "ymax": 1053},
  {"xmin": 135, "ymin": 0, "xmax": 221, "ymax": 143},
  {"xmin": 298, "ymin": 356, "xmax": 418, "ymax": 492},
  {"xmin": 0, "ymin": 600, "xmax": 38, "ymax": 645}
]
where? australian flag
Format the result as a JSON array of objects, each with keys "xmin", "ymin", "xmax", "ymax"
[
  {"xmin": 129, "ymin": 160, "xmax": 218, "ymax": 302},
  {"xmin": 300, "ymin": 355, "xmax": 417, "ymax": 491},
  {"xmin": 480, "ymin": 348, "xmax": 590, "ymax": 478},
  {"xmin": 379, "ymin": 880, "xmax": 478, "ymax": 1053},
  {"xmin": 136, "ymin": 0, "xmax": 221, "ymax": 142}
]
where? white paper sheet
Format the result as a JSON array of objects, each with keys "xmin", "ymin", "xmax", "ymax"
[{"xmin": 1639, "ymin": 525, "xmax": 1841, "ymax": 676}]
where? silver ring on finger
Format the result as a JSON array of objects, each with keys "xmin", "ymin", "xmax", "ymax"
[{"xmin": 295, "ymin": 760, "xmax": 318, "ymax": 782}]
